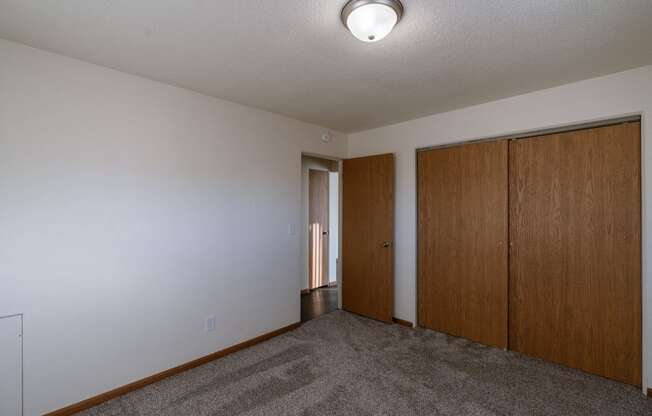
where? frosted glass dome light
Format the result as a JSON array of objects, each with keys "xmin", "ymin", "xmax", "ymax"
[{"xmin": 341, "ymin": 0, "xmax": 403, "ymax": 43}]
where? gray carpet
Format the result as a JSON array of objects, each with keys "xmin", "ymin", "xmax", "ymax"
[{"xmin": 79, "ymin": 310, "xmax": 652, "ymax": 415}]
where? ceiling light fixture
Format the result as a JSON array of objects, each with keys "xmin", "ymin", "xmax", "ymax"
[{"xmin": 341, "ymin": 0, "xmax": 403, "ymax": 43}]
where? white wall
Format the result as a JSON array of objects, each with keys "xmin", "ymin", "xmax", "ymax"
[
  {"xmin": 300, "ymin": 156, "xmax": 337, "ymax": 290},
  {"xmin": 328, "ymin": 172, "xmax": 339, "ymax": 284},
  {"xmin": 0, "ymin": 39, "xmax": 347, "ymax": 415},
  {"xmin": 348, "ymin": 65, "xmax": 652, "ymax": 392}
]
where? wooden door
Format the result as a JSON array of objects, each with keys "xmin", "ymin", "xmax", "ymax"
[
  {"xmin": 342, "ymin": 154, "xmax": 394, "ymax": 323},
  {"xmin": 309, "ymin": 169, "xmax": 329, "ymax": 289},
  {"xmin": 417, "ymin": 140, "xmax": 508, "ymax": 348},
  {"xmin": 509, "ymin": 122, "xmax": 641, "ymax": 385}
]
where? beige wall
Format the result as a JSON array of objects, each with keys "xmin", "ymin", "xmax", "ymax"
[{"xmin": 0, "ymin": 39, "xmax": 347, "ymax": 415}]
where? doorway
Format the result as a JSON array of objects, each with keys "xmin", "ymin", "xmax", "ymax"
[
  {"xmin": 300, "ymin": 152, "xmax": 396, "ymax": 324},
  {"xmin": 301, "ymin": 155, "xmax": 339, "ymax": 322}
]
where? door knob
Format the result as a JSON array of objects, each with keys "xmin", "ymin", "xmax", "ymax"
[{"xmin": 382, "ymin": 241, "xmax": 392, "ymax": 248}]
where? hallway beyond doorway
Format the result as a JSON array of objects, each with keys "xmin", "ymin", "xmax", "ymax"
[{"xmin": 301, "ymin": 286, "xmax": 338, "ymax": 323}]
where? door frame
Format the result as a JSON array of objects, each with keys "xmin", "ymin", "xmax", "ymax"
[
  {"xmin": 301, "ymin": 153, "xmax": 343, "ymax": 309},
  {"xmin": 414, "ymin": 115, "xmax": 643, "ymax": 387}
]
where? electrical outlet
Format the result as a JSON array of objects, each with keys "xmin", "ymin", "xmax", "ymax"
[{"xmin": 205, "ymin": 315, "xmax": 216, "ymax": 332}]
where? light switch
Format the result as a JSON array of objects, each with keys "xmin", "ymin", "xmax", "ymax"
[{"xmin": 205, "ymin": 316, "xmax": 216, "ymax": 332}]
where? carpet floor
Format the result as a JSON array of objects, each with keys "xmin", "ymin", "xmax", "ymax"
[{"xmin": 79, "ymin": 310, "xmax": 652, "ymax": 415}]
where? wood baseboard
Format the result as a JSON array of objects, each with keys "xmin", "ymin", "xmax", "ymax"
[
  {"xmin": 45, "ymin": 321, "xmax": 301, "ymax": 416},
  {"xmin": 647, "ymin": 388, "xmax": 651, "ymax": 398},
  {"xmin": 300, "ymin": 289, "xmax": 310, "ymax": 295},
  {"xmin": 392, "ymin": 317, "xmax": 414, "ymax": 327}
]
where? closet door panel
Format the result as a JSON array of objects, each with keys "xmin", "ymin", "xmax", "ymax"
[
  {"xmin": 509, "ymin": 122, "xmax": 641, "ymax": 385},
  {"xmin": 418, "ymin": 140, "xmax": 508, "ymax": 348}
]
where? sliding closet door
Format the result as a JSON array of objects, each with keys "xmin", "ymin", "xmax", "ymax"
[
  {"xmin": 418, "ymin": 140, "xmax": 508, "ymax": 348},
  {"xmin": 509, "ymin": 122, "xmax": 641, "ymax": 385}
]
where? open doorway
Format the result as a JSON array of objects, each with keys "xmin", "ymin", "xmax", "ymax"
[{"xmin": 301, "ymin": 155, "xmax": 339, "ymax": 322}]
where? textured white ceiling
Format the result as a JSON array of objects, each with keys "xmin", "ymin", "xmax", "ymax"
[{"xmin": 1, "ymin": 0, "xmax": 651, "ymax": 132}]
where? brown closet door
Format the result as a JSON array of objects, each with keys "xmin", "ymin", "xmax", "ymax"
[
  {"xmin": 418, "ymin": 140, "xmax": 508, "ymax": 348},
  {"xmin": 342, "ymin": 154, "xmax": 394, "ymax": 323},
  {"xmin": 509, "ymin": 122, "xmax": 641, "ymax": 385}
]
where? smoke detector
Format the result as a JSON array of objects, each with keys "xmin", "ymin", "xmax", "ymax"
[{"xmin": 321, "ymin": 132, "xmax": 333, "ymax": 143}]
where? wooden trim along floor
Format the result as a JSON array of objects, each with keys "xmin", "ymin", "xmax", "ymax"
[
  {"xmin": 44, "ymin": 322, "xmax": 301, "ymax": 416},
  {"xmin": 648, "ymin": 388, "xmax": 652, "ymax": 398},
  {"xmin": 392, "ymin": 317, "xmax": 414, "ymax": 328}
]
